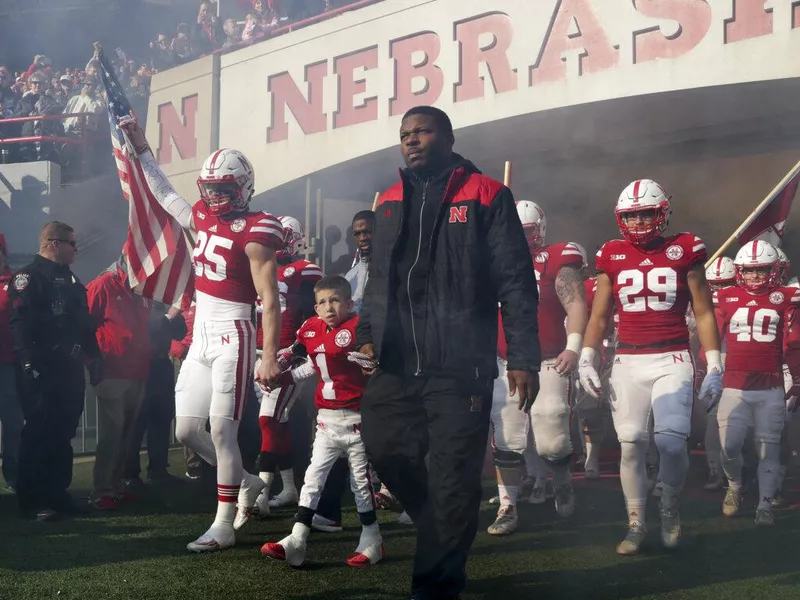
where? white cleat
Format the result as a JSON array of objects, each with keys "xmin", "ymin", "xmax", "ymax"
[
  {"xmin": 311, "ymin": 514, "xmax": 343, "ymax": 533},
  {"xmin": 261, "ymin": 532, "xmax": 307, "ymax": 567},
  {"xmin": 233, "ymin": 476, "xmax": 266, "ymax": 530},
  {"xmin": 346, "ymin": 538, "xmax": 385, "ymax": 567},
  {"xmin": 754, "ymin": 508, "xmax": 775, "ymax": 526},
  {"xmin": 659, "ymin": 504, "xmax": 681, "ymax": 549},
  {"xmin": 528, "ymin": 485, "xmax": 547, "ymax": 505},
  {"xmin": 616, "ymin": 521, "xmax": 647, "ymax": 556},
  {"xmin": 722, "ymin": 487, "xmax": 742, "ymax": 518},
  {"xmin": 187, "ymin": 526, "xmax": 235, "ymax": 553},
  {"xmin": 268, "ymin": 488, "xmax": 299, "ymax": 508},
  {"xmin": 487, "ymin": 505, "xmax": 518, "ymax": 536},
  {"xmin": 554, "ymin": 482, "xmax": 576, "ymax": 518},
  {"xmin": 396, "ymin": 511, "xmax": 414, "ymax": 525}
]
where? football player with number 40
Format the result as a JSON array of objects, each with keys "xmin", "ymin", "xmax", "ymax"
[
  {"xmin": 578, "ymin": 179, "xmax": 722, "ymax": 556},
  {"xmin": 715, "ymin": 241, "xmax": 800, "ymax": 526},
  {"xmin": 119, "ymin": 116, "xmax": 284, "ymax": 553}
]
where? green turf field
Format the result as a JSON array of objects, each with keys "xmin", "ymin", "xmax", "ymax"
[{"xmin": 1, "ymin": 451, "xmax": 799, "ymax": 600}]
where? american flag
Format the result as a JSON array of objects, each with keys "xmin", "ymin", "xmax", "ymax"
[
  {"xmin": 736, "ymin": 160, "xmax": 800, "ymax": 248},
  {"xmin": 98, "ymin": 48, "xmax": 194, "ymax": 309}
]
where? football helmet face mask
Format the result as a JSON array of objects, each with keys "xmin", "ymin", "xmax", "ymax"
[
  {"xmin": 516, "ymin": 200, "xmax": 546, "ymax": 252},
  {"xmin": 705, "ymin": 256, "xmax": 735, "ymax": 290},
  {"xmin": 734, "ymin": 240, "xmax": 781, "ymax": 294},
  {"xmin": 776, "ymin": 247, "xmax": 790, "ymax": 285},
  {"xmin": 197, "ymin": 148, "xmax": 255, "ymax": 217},
  {"xmin": 615, "ymin": 179, "xmax": 671, "ymax": 246},
  {"xmin": 278, "ymin": 216, "xmax": 305, "ymax": 258}
]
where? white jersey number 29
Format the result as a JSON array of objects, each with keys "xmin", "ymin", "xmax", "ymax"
[
  {"xmin": 617, "ymin": 267, "xmax": 677, "ymax": 312},
  {"xmin": 729, "ymin": 307, "xmax": 779, "ymax": 343},
  {"xmin": 193, "ymin": 231, "xmax": 233, "ymax": 281}
]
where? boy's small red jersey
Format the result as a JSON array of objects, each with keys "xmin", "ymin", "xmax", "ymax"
[{"xmin": 296, "ymin": 314, "xmax": 365, "ymax": 411}]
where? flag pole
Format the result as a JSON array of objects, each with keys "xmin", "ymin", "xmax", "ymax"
[
  {"xmin": 706, "ymin": 158, "xmax": 800, "ymax": 268},
  {"xmin": 371, "ymin": 191, "xmax": 380, "ymax": 212},
  {"xmin": 504, "ymin": 161, "xmax": 512, "ymax": 188}
]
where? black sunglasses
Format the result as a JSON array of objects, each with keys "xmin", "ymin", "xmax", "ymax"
[{"xmin": 48, "ymin": 238, "xmax": 77, "ymax": 248}]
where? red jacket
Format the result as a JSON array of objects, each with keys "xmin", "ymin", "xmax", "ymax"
[
  {"xmin": 87, "ymin": 268, "xmax": 152, "ymax": 380},
  {"xmin": 170, "ymin": 304, "xmax": 195, "ymax": 360},
  {"xmin": 0, "ymin": 268, "xmax": 14, "ymax": 364}
]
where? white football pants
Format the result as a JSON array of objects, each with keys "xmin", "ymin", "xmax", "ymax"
[{"xmin": 299, "ymin": 408, "xmax": 373, "ymax": 514}]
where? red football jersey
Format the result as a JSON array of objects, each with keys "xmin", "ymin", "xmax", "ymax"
[
  {"xmin": 191, "ymin": 202, "xmax": 283, "ymax": 309},
  {"xmin": 532, "ymin": 242, "xmax": 585, "ymax": 359},
  {"xmin": 595, "ymin": 233, "xmax": 706, "ymax": 354},
  {"xmin": 256, "ymin": 258, "xmax": 323, "ymax": 349},
  {"xmin": 716, "ymin": 285, "xmax": 800, "ymax": 390},
  {"xmin": 296, "ymin": 314, "xmax": 365, "ymax": 411}
]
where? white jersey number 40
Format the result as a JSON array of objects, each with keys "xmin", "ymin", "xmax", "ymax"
[
  {"xmin": 729, "ymin": 307, "xmax": 779, "ymax": 343},
  {"xmin": 193, "ymin": 231, "xmax": 233, "ymax": 281},
  {"xmin": 617, "ymin": 267, "xmax": 677, "ymax": 313}
]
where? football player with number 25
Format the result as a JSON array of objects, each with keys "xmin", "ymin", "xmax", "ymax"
[
  {"xmin": 578, "ymin": 179, "xmax": 722, "ymax": 556},
  {"xmin": 119, "ymin": 116, "xmax": 284, "ymax": 553}
]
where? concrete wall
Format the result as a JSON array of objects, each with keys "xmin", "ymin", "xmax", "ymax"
[{"xmin": 0, "ymin": 161, "xmax": 128, "ymax": 282}]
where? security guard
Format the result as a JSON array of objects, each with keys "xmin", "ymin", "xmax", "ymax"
[{"xmin": 8, "ymin": 221, "xmax": 104, "ymax": 520}]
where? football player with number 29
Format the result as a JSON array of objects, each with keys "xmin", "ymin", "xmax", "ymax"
[
  {"xmin": 119, "ymin": 116, "xmax": 284, "ymax": 553},
  {"xmin": 578, "ymin": 180, "xmax": 722, "ymax": 556}
]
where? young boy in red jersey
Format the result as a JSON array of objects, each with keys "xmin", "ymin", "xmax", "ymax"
[{"xmin": 261, "ymin": 275, "xmax": 384, "ymax": 567}]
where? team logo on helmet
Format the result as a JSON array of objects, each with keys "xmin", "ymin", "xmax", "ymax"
[
  {"xmin": 769, "ymin": 291, "xmax": 785, "ymax": 305},
  {"xmin": 13, "ymin": 273, "xmax": 29, "ymax": 291},
  {"xmin": 230, "ymin": 218, "xmax": 246, "ymax": 233},
  {"xmin": 283, "ymin": 266, "xmax": 296, "ymax": 277},
  {"xmin": 335, "ymin": 330, "xmax": 352, "ymax": 348},
  {"xmin": 666, "ymin": 245, "xmax": 684, "ymax": 261},
  {"xmin": 535, "ymin": 251, "xmax": 549, "ymax": 264}
]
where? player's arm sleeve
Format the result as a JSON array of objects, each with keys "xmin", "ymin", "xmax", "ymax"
[
  {"xmin": 486, "ymin": 185, "xmax": 541, "ymax": 372},
  {"xmin": 8, "ymin": 272, "xmax": 40, "ymax": 366},
  {"xmin": 138, "ymin": 150, "xmax": 194, "ymax": 230}
]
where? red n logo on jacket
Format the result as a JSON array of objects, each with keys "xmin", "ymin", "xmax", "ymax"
[{"xmin": 449, "ymin": 206, "xmax": 468, "ymax": 223}]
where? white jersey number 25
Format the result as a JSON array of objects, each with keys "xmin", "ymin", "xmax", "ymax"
[
  {"xmin": 193, "ymin": 231, "xmax": 233, "ymax": 281},
  {"xmin": 617, "ymin": 267, "xmax": 677, "ymax": 313}
]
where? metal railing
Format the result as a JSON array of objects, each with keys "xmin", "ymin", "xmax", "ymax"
[{"xmin": 0, "ymin": 111, "xmax": 107, "ymax": 180}]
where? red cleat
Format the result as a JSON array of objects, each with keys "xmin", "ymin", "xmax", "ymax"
[
  {"xmin": 261, "ymin": 542, "xmax": 286, "ymax": 560},
  {"xmin": 345, "ymin": 542, "xmax": 385, "ymax": 567}
]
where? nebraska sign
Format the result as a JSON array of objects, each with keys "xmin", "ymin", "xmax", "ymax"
[{"xmin": 264, "ymin": 0, "xmax": 800, "ymax": 143}]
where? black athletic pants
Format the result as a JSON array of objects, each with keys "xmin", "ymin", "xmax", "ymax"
[{"xmin": 360, "ymin": 369, "xmax": 492, "ymax": 600}]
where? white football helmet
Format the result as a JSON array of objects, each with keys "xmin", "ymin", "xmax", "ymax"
[
  {"xmin": 733, "ymin": 240, "xmax": 781, "ymax": 293},
  {"xmin": 569, "ymin": 242, "xmax": 589, "ymax": 269},
  {"xmin": 705, "ymin": 257, "xmax": 735, "ymax": 289},
  {"xmin": 615, "ymin": 179, "xmax": 671, "ymax": 245},
  {"xmin": 776, "ymin": 247, "xmax": 791, "ymax": 284},
  {"xmin": 516, "ymin": 200, "xmax": 546, "ymax": 250},
  {"xmin": 197, "ymin": 148, "xmax": 255, "ymax": 216},
  {"xmin": 279, "ymin": 216, "xmax": 305, "ymax": 257}
]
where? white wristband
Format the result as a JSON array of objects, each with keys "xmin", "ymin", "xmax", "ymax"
[
  {"xmin": 566, "ymin": 333, "xmax": 583, "ymax": 354},
  {"xmin": 705, "ymin": 349, "xmax": 722, "ymax": 370},
  {"xmin": 579, "ymin": 347, "xmax": 596, "ymax": 364}
]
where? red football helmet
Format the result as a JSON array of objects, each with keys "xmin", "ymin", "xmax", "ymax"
[{"xmin": 615, "ymin": 179, "xmax": 671, "ymax": 245}]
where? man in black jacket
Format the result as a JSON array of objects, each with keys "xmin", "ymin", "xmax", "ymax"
[{"xmin": 356, "ymin": 106, "xmax": 541, "ymax": 600}]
